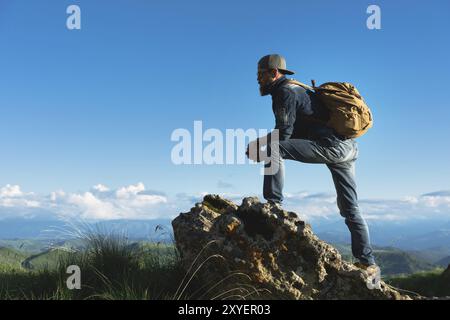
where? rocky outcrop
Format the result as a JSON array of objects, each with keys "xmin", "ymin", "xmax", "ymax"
[{"xmin": 172, "ymin": 195, "xmax": 410, "ymax": 300}]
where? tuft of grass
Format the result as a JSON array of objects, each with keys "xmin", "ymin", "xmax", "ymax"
[
  {"xmin": 0, "ymin": 227, "xmax": 265, "ymax": 300},
  {"xmin": 0, "ymin": 226, "xmax": 185, "ymax": 300},
  {"xmin": 386, "ymin": 268, "xmax": 450, "ymax": 297}
]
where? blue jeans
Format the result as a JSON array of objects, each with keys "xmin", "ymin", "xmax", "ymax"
[{"xmin": 263, "ymin": 137, "xmax": 376, "ymax": 265}]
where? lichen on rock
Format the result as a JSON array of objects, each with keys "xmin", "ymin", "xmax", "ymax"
[{"xmin": 172, "ymin": 194, "xmax": 410, "ymax": 300}]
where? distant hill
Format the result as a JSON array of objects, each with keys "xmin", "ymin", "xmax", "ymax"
[
  {"xmin": 332, "ymin": 243, "xmax": 436, "ymax": 276},
  {"xmin": 1, "ymin": 216, "xmax": 448, "ymax": 255},
  {"xmin": 407, "ymin": 246, "xmax": 450, "ymax": 265},
  {"xmin": 0, "ymin": 239, "xmax": 62, "ymax": 254},
  {"xmin": 436, "ymin": 256, "xmax": 450, "ymax": 268},
  {"xmin": 12, "ymin": 240, "xmax": 177, "ymax": 271},
  {"xmin": 399, "ymin": 229, "xmax": 450, "ymax": 251},
  {"xmin": 21, "ymin": 248, "xmax": 72, "ymax": 270},
  {"xmin": 0, "ymin": 247, "xmax": 27, "ymax": 271},
  {"xmin": 388, "ymin": 267, "xmax": 450, "ymax": 297},
  {"xmin": 374, "ymin": 248, "xmax": 436, "ymax": 275},
  {"xmin": 0, "ymin": 219, "xmax": 67, "ymax": 239},
  {"xmin": 0, "ymin": 218, "xmax": 173, "ymax": 240},
  {"xmin": 0, "ymin": 238, "xmax": 444, "ymax": 276},
  {"xmin": 315, "ymin": 219, "xmax": 450, "ymax": 252}
]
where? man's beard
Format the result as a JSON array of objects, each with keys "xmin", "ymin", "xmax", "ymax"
[{"xmin": 259, "ymin": 83, "xmax": 271, "ymax": 96}]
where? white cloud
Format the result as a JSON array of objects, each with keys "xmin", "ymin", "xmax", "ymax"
[
  {"xmin": 0, "ymin": 184, "xmax": 24, "ymax": 198},
  {"xmin": 420, "ymin": 193, "xmax": 450, "ymax": 207},
  {"xmin": 0, "ymin": 198, "xmax": 40, "ymax": 208},
  {"xmin": 282, "ymin": 191, "xmax": 450, "ymax": 222},
  {"xmin": 0, "ymin": 183, "xmax": 169, "ymax": 221},
  {"xmin": 217, "ymin": 180, "xmax": 234, "ymax": 189},
  {"xmin": 92, "ymin": 184, "xmax": 109, "ymax": 192},
  {"xmin": 115, "ymin": 182, "xmax": 146, "ymax": 199},
  {"xmin": 0, "ymin": 185, "xmax": 40, "ymax": 209},
  {"xmin": 57, "ymin": 183, "xmax": 168, "ymax": 220},
  {"xmin": 0, "ymin": 184, "xmax": 449, "ymax": 223},
  {"xmin": 170, "ymin": 190, "xmax": 450, "ymax": 222},
  {"xmin": 65, "ymin": 192, "xmax": 117, "ymax": 220}
]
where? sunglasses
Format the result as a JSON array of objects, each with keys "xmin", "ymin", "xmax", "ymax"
[{"xmin": 257, "ymin": 69, "xmax": 270, "ymax": 77}]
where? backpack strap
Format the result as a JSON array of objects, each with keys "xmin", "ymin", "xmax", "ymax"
[
  {"xmin": 285, "ymin": 79, "xmax": 314, "ymax": 91},
  {"xmin": 283, "ymin": 79, "xmax": 330, "ymax": 127},
  {"xmin": 289, "ymin": 78, "xmax": 342, "ymax": 94}
]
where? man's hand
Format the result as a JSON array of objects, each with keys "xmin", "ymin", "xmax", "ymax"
[
  {"xmin": 246, "ymin": 139, "xmax": 261, "ymax": 162},
  {"xmin": 246, "ymin": 134, "xmax": 271, "ymax": 162}
]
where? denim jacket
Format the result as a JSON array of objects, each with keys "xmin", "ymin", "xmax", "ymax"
[{"xmin": 266, "ymin": 76, "xmax": 342, "ymax": 146}]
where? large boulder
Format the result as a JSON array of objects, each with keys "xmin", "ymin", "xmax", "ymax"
[{"xmin": 172, "ymin": 194, "xmax": 410, "ymax": 300}]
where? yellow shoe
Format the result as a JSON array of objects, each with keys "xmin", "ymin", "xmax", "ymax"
[
  {"xmin": 354, "ymin": 262, "xmax": 380, "ymax": 274},
  {"xmin": 355, "ymin": 262, "xmax": 382, "ymax": 290}
]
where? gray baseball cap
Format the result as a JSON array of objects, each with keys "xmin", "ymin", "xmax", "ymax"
[{"xmin": 258, "ymin": 54, "xmax": 295, "ymax": 75}]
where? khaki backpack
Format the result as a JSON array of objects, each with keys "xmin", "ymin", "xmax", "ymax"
[{"xmin": 287, "ymin": 79, "xmax": 373, "ymax": 139}]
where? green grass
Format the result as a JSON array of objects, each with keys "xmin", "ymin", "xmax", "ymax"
[
  {"xmin": 0, "ymin": 231, "xmax": 260, "ymax": 300},
  {"xmin": 0, "ymin": 247, "xmax": 27, "ymax": 272},
  {"xmin": 333, "ymin": 243, "xmax": 436, "ymax": 276},
  {"xmin": 386, "ymin": 268, "xmax": 450, "ymax": 297},
  {"xmin": 0, "ymin": 231, "xmax": 187, "ymax": 300},
  {"xmin": 3, "ymin": 234, "xmax": 447, "ymax": 300},
  {"xmin": 0, "ymin": 239, "xmax": 54, "ymax": 254}
]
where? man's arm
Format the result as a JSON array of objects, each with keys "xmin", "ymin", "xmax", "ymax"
[
  {"xmin": 271, "ymin": 86, "xmax": 297, "ymax": 141},
  {"xmin": 246, "ymin": 87, "xmax": 296, "ymax": 161},
  {"xmin": 253, "ymin": 87, "xmax": 297, "ymax": 145}
]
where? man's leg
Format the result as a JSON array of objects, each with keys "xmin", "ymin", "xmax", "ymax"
[
  {"xmin": 263, "ymin": 137, "xmax": 376, "ymax": 265},
  {"xmin": 327, "ymin": 160, "xmax": 376, "ymax": 265},
  {"xmin": 263, "ymin": 139, "xmax": 326, "ymax": 203}
]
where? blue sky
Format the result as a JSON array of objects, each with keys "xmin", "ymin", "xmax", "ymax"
[{"xmin": 0, "ymin": 0, "xmax": 449, "ymax": 221}]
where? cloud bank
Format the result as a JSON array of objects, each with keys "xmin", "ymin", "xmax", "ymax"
[
  {"xmin": 0, "ymin": 183, "xmax": 168, "ymax": 221},
  {"xmin": 0, "ymin": 184, "xmax": 449, "ymax": 222}
]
